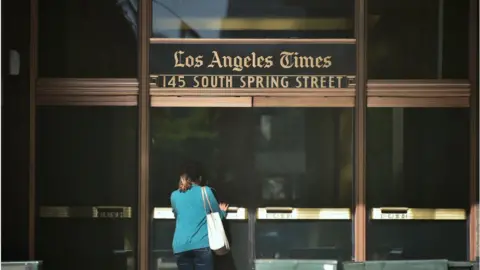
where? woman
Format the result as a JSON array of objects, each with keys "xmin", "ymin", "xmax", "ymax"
[{"xmin": 171, "ymin": 166, "xmax": 229, "ymax": 270}]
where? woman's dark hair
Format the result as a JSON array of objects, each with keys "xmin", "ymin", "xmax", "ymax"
[{"xmin": 178, "ymin": 162, "xmax": 201, "ymax": 192}]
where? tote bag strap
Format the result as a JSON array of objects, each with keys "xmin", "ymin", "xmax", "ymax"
[{"xmin": 201, "ymin": 187, "xmax": 214, "ymax": 214}]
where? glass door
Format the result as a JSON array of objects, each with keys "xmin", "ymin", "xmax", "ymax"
[
  {"xmin": 149, "ymin": 97, "xmax": 253, "ymax": 270},
  {"xmin": 251, "ymin": 98, "xmax": 354, "ymax": 268},
  {"xmin": 366, "ymin": 108, "xmax": 470, "ymax": 260},
  {"xmin": 149, "ymin": 96, "xmax": 355, "ymax": 269},
  {"xmin": 36, "ymin": 106, "xmax": 137, "ymax": 270}
]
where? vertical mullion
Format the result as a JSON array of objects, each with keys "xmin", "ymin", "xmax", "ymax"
[
  {"xmin": 248, "ymin": 209, "xmax": 256, "ymax": 270},
  {"xmin": 468, "ymin": 0, "xmax": 478, "ymax": 261},
  {"xmin": 354, "ymin": 0, "xmax": 367, "ymax": 262},
  {"xmin": 437, "ymin": 0, "xmax": 444, "ymax": 79},
  {"xmin": 29, "ymin": 0, "xmax": 39, "ymax": 260},
  {"xmin": 138, "ymin": 0, "xmax": 151, "ymax": 269}
]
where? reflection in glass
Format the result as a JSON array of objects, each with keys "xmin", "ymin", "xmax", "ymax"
[
  {"xmin": 149, "ymin": 107, "xmax": 354, "ymax": 265},
  {"xmin": 367, "ymin": 108, "xmax": 469, "ymax": 208},
  {"xmin": 253, "ymin": 108, "xmax": 353, "ymax": 207},
  {"xmin": 256, "ymin": 221, "xmax": 352, "ymax": 260},
  {"xmin": 38, "ymin": 0, "xmax": 137, "ymax": 77},
  {"xmin": 366, "ymin": 108, "xmax": 470, "ymax": 261},
  {"xmin": 36, "ymin": 107, "xmax": 137, "ymax": 270},
  {"xmin": 151, "ymin": 0, "xmax": 354, "ymax": 38},
  {"xmin": 150, "ymin": 107, "xmax": 353, "ymax": 208},
  {"xmin": 367, "ymin": 221, "xmax": 467, "ymax": 261},
  {"xmin": 150, "ymin": 108, "xmax": 254, "ymax": 207},
  {"xmin": 368, "ymin": 0, "xmax": 469, "ymax": 79}
]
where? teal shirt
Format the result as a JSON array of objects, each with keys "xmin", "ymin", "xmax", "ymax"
[{"xmin": 170, "ymin": 184, "xmax": 226, "ymax": 254}]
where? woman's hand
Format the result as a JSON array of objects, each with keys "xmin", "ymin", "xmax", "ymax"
[{"xmin": 219, "ymin": 203, "xmax": 229, "ymax": 212}]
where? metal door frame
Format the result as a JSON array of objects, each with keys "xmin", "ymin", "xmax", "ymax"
[{"xmin": 151, "ymin": 97, "xmax": 355, "ymax": 267}]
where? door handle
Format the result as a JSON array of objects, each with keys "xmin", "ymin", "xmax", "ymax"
[
  {"xmin": 257, "ymin": 207, "xmax": 351, "ymax": 220},
  {"xmin": 265, "ymin": 207, "xmax": 294, "ymax": 213},
  {"xmin": 39, "ymin": 206, "xmax": 132, "ymax": 219},
  {"xmin": 152, "ymin": 207, "xmax": 248, "ymax": 220},
  {"xmin": 225, "ymin": 207, "xmax": 248, "ymax": 220},
  {"xmin": 153, "ymin": 207, "xmax": 175, "ymax": 219},
  {"xmin": 370, "ymin": 207, "xmax": 466, "ymax": 220}
]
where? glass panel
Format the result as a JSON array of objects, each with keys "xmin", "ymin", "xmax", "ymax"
[
  {"xmin": 368, "ymin": 0, "xmax": 469, "ymax": 79},
  {"xmin": 150, "ymin": 108, "xmax": 255, "ymax": 207},
  {"xmin": 256, "ymin": 221, "xmax": 352, "ymax": 260},
  {"xmin": 150, "ymin": 107, "xmax": 354, "ymax": 265},
  {"xmin": 253, "ymin": 108, "xmax": 353, "ymax": 208},
  {"xmin": 367, "ymin": 221, "xmax": 467, "ymax": 260},
  {"xmin": 38, "ymin": 0, "xmax": 137, "ymax": 77},
  {"xmin": 150, "ymin": 107, "xmax": 353, "ymax": 207},
  {"xmin": 254, "ymin": 108, "xmax": 353, "ymax": 262},
  {"xmin": 36, "ymin": 106, "xmax": 137, "ymax": 270},
  {"xmin": 152, "ymin": 0, "xmax": 354, "ymax": 38},
  {"xmin": 366, "ymin": 108, "xmax": 470, "ymax": 260},
  {"xmin": 367, "ymin": 108, "xmax": 469, "ymax": 208},
  {"xmin": 150, "ymin": 107, "xmax": 252, "ymax": 268}
]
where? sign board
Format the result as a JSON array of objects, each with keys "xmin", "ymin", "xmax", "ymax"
[{"xmin": 150, "ymin": 40, "xmax": 356, "ymax": 90}]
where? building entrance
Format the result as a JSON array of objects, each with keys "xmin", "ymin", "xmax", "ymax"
[{"xmin": 149, "ymin": 97, "xmax": 354, "ymax": 270}]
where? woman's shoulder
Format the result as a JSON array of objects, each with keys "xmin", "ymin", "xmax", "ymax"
[
  {"xmin": 170, "ymin": 185, "xmax": 202, "ymax": 198},
  {"xmin": 170, "ymin": 189, "xmax": 180, "ymax": 199}
]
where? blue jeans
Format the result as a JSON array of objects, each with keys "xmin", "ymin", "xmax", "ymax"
[{"xmin": 174, "ymin": 247, "xmax": 213, "ymax": 270}]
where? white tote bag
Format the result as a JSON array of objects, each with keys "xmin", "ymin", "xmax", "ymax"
[{"xmin": 201, "ymin": 187, "xmax": 230, "ymax": 255}]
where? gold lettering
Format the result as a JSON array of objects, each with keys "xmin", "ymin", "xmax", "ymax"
[
  {"xmin": 295, "ymin": 55, "xmax": 315, "ymax": 68},
  {"xmin": 315, "ymin": 57, "xmax": 324, "ymax": 67},
  {"xmin": 336, "ymin": 76, "xmax": 343, "ymax": 87},
  {"xmin": 294, "ymin": 76, "xmax": 343, "ymax": 88},
  {"xmin": 156, "ymin": 74, "xmax": 352, "ymax": 89},
  {"xmin": 173, "ymin": 50, "xmax": 185, "ymax": 67},
  {"xmin": 323, "ymin": 56, "xmax": 332, "ymax": 68},
  {"xmin": 239, "ymin": 76, "xmax": 289, "ymax": 88},
  {"xmin": 232, "ymin": 56, "xmax": 244, "ymax": 72},
  {"xmin": 196, "ymin": 56, "xmax": 204, "ymax": 67},
  {"xmin": 207, "ymin": 51, "xmax": 274, "ymax": 72},
  {"xmin": 320, "ymin": 76, "xmax": 327, "ymax": 88},
  {"xmin": 163, "ymin": 75, "xmax": 186, "ymax": 88},
  {"xmin": 311, "ymin": 76, "xmax": 319, "ymax": 88},
  {"xmin": 240, "ymin": 76, "xmax": 247, "ymax": 88},
  {"xmin": 279, "ymin": 51, "xmax": 295, "ymax": 69},
  {"xmin": 208, "ymin": 51, "xmax": 223, "ymax": 69},
  {"xmin": 244, "ymin": 56, "xmax": 252, "ymax": 68},
  {"xmin": 167, "ymin": 76, "xmax": 176, "ymax": 87},
  {"xmin": 201, "ymin": 76, "xmax": 210, "ymax": 87},
  {"xmin": 280, "ymin": 51, "xmax": 333, "ymax": 69},
  {"xmin": 328, "ymin": 76, "xmax": 335, "ymax": 88},
  {"xmin": 247, "ymin": 76, "xmax": 255, "ymax": 86},
  {"xmin": 264, "ymin": 56, "xmax": 274, "ymax": 68},
  {"xmin": 256, "ymin": 76, "xmax": 265, "ymax": 88},
  {"xmin": 295, "ymin": 76, "xmax": 304, "ymax": 88},
  {"xmin": 280, "ymin": 76, "xmax": 288, "ymax": 88},
  {"xmin": 192, "ymin": 76, "xmax": 233, "ymax": 88},
  {"xmin": 173, "ymin": 51, "xmax": 203, "ymax": 68},
  {"xmin": 251, "ymin": 52, "xmax": 258, "ymax": 68},
  {"xmin": 193, "ymin": 76, "xmax": 200, "ymax": 87},
  {"xmin": 225, "ymin": 76, "xmax": 233, "ymax": 87}
]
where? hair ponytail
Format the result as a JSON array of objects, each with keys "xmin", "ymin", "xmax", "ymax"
[{"xmin": 178, "ymin": 174, "xmax": 193, "ymax": 192}]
